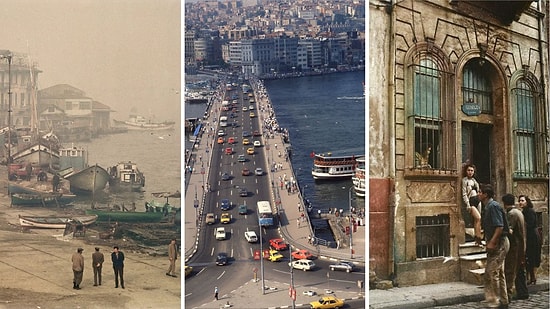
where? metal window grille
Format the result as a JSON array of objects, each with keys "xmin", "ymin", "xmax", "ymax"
[
  {"xmin": 512, "ymin": 80, "xmax": 548, "ymax": 178},
  {"xmin": 416, "ymin": 214, "xmax": 450, "ymax": 259},
  {"xmin": 462, "ymin": 61, "xmax": 492, "ymax": 114}
]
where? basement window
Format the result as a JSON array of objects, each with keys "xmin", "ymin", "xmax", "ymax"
[{"xmin": 416, "ymin": 214, "xmax": 450, "ymax": 259}]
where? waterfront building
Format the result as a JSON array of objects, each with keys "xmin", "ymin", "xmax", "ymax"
[{"xmin": 369, "ymin": 0, "xmax": 548, "ymax": 286}]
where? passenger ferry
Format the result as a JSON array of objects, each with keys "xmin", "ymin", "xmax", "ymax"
[
  {"xmin": 311, "ymin": 152, "xmax": 359, "ymax": 180},
  {"xmin": 352, "ymin": 156, "xmax": 365, "ymax": 197}
]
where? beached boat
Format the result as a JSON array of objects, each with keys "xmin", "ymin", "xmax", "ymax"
[
  {"xmin": 62, "ymin": 164, "xmax": 110, "ymax": 195},
  {"xmin": 108, "ymin": 161, "xmax": 145, "ymax": 192},
  {"xmin": 352, "ymin": 156, "xmax": 365, "ymax": 197},
  {"xmin": 311, "ymin": 152, "xmax": 359, "ymax": 180},
  {"xmin": 11, "ymin": 142, "xmax": 60, "ymax": 168},
  {"xmin": 11, "ymin": 192, "xmax": 77, "ymax": 206},
  {"xmin": 86, "ymin": 209, "xmax": 165, "ymax": 223},
  {"xmin": 113, "ymin": 114, "xmax": 175, "ymax": 131},
  {"xmin": 19, "ymin": 214, "xmax": 98, "ymax": 229}
]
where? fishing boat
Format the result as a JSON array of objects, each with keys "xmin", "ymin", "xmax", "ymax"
[
  {"xmin": 19, "ymin": 214, "xmax": 98, "ymax": 229},
  {"xmin": 86, "ymin": 208, "xmax": 165, "ymax": 223},
  {"xmin": 352, "ymin": 156, "xmax": 365, "ymax": 197},
  {"xmin": 62, "ymin": 164, "xmax": 110, "ymax": 195},
  {"xmin": 113, "ymin": 114, "xmax": 175, "ymax": 131},
  {"xmin": 311, "ymin": 152, "xmax": 360, "ymax": 180},
  {"xmin": 11, "ymin": 192, "xmax": 77, "ymax": 206},
  {"xmin": 108, "ymin": 161, "xmax": 145, "ymax": 192},
  {"xmin": 11, "ymin": 142, "xmax": 60, "ymax": 169}
]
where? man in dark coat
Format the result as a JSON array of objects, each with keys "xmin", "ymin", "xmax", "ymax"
[{"xmin": 111, "ymin": 246, "xmax": 125, "ymax": 289}]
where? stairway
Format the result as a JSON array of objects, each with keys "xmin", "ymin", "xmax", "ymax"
[{"xmin": 459, "ymin": 241, "xmax": 486, "ymax": 285}]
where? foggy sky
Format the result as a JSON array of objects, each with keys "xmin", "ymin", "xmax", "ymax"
[{"xmin": 0, "ymin": 0, "xmax": 181, "ymax": 123}]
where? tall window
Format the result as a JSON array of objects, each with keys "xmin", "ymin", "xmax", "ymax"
[
  {"xmin": 413, "ymin": 58, "xmax": 441, "ymax": 169},
  {"xmin": 513, "ymin": 79, "xmax": 547, "ymax": 178},
  {"xmin": 462, "ymin": 61, "xmax": 493, "ymax": 114},
  {"xmin": 416, "ymin": 215, "xmax": 450, "ymax": 258}
]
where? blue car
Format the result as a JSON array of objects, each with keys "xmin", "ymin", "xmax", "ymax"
[{"xmin": 220, "ymin": 199, "xmax": 231, "ymax": 211}]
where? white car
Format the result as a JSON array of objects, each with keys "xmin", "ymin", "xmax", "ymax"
[
  {"xmin": 218, "ymin": 130, "xmax": 225, "ymax": 136},
  {"xmin": 255, "ymin": 167, "xmax": 263, "ymax": 176},
  {"xmin": 289, "ymin": 259, "xmax": 315, "ymax": 271},
  {"xmin": 244, "ymin": 231, "xmax": 258, "ymax": 243},
  {"xmin": 303, "ymin": 290, "xmax": 316, "ymax": 296},
  {"xmin": 248, "ymin": 105, "xmax": 255, "ymax": 110},
  {"xmin": 253, "ymin": 140, "xmax": 261, "ymax": 147},
  {"xmin": 215, "ymin": 227, "xmax": 226, "ymax": 240},
  {"xmin": 242, "ymin": 106, "xmax": 248, "ymax": 112}
]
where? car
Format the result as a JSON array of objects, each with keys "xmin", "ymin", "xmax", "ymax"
[
  {"xmin": 242, "ymin": 106, "xmax": 248, "ymax": 112},
  {"xmin": 309, "ymin": 296, "xmax": 345, "ymax": 309},
  {"xmin": 248, "ymin": 92, "xmax": 254, "ymax": 97},
  {"xmin": 220, "ymin": 199, "xmax": 231, "ymax": 211},
  {"xmin": 221, "ymin": 172, "xmax": 231, "ymax": 181},
  {"xmin": 241, "ymin": 168, "xmax": 250, "ymax": 176},
  {"xmin": 230, "ymin": 112, "xmax": 237, "ymax": 118},
  {"xmin": 218, "ymin": 130, "xmax": 225, "ymax": 136},
  {"xmin": 269, "ymin": 238, "xmax": 287, "ymax": 250},
  {"xmin": 238, "ymin": 204, "xmax": 248, "ymax": 215},
  {"xmin": 255, "ymin": 167, "xmax": 263, "ymax": 176},
  {"xmin": 249, "ymin": 112, "xmax": 255, "ymax": 118},
  {"xmin": 291, "ymin": 249, "xmax": 314, "ymax": 260},
  {"xmin": 225, "ymin": 147, "xmax": 233, "ymax": 155},
  {"xmin": 243, "ymin": 138, "xmax": 250, "ymax": 145},
  {"xmin": 329, "ymin": 261, "xmax": 355, "ymax": 273},
  {"xmin": 217, "ymin": 137, "xmax": 224, "ymax": 144},
  {"xmin": 253, "ymin": 130, "xmax": 261, "ymax": 136},
  {"xmin": 289, "ymin": 259, "xmax": 315, "ymax": 271},
  {"xmin": 248, "ymin": 105, "xmax": 255, "ymax": 110},
  {"xmin": 266, "ymin": 249, "xmax": 284, "ymax": 262},
  {"xmin": 242, "ymin": 131, "xmax": 251, "ymax": 137},
  {"xmin": 220, "ymin": 213, "xmax": 231, "ymax": 224},
  {"xmin": 253, "ymin": 140, "xmax": 261, "ymax": 147},
  {"xmin": 247, "ymin": 148, "xmax": 255, "ymax": 155},
  {"xmin": 228, "ymin": 137, "xmax": 236, "ymax": 144},
  {"xmin": 244, "ymin": 231, "xmax": 258, "ymax": 243},
  {"xmin": 239, "ymin": 188, "xmax": 248, "ymax": 197},
  {"xmin": 206, "ymin": 213, "xmax": 216, "ymax": 224},
  {"xmin": 238, "ymin": 155, "xmax": 246, "ymax": 162},
  {"xmin": 231, "ymin": 122, "xmax": 239, "ymax": 128},
  {"xmin": 303, "ymin": 290, "xmax": 316, "ymax": 297},
  {"xmin": 215, "ymin": 253, "xmax": 228, "ymax": 266},
  {"xmin": 184, "ymin": 265, "xmax": 193, "ymax": 277},
  {"xmin": 215, "ymin": 227, "xmax": 226, "ymax": 240}
]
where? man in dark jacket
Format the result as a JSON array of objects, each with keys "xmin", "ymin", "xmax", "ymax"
[{"xmin": 111, "ymin": 246, "xmax": 125, "ymax": 289}]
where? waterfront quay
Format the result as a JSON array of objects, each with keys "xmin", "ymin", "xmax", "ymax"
[{"xmin": 183, "ymin": 76, "xmax": 366, "ymax": 308}]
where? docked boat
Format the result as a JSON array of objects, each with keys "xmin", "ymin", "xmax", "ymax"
[
  {"xmin": 11, "ymin": 192, "xmax": 77, "ymax": 206},
  {"xmin": 86, "ymin": 208, "xmax": 165, "ymax": 223},
  {"xmin": 62, "ymin": 164, "xmax": 110, "ymax": 195},
  {"xmin": 108, "ymin": 161, "xmax": 145, "ymax": 192},
  {"xmin": 113, "ymin": 114, "xmax": 175, "ymax": 131},
  {"xmin": 11, "ymin": 142, "xmax": 60, "ymax": 169},
  {"xmin": 311, "ymin": 152, "xmax": 360, "ymax": 180},
  {"xmin": 19, "ymin": 214, "xmax": 98, "ymax": 229},
  {"xmin": 352, "ymin": 156, "xmax": 366, "ymax": 197}
]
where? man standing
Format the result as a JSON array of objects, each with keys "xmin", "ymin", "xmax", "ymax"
[
  {"xmin": 214, "ymin": 286, "xmax": 219, "ymax": 300},
  {"xmin": 71, "ymin": 247, "xmax": 84, "ymax": 290},
  {"xmin": 479, "ymin": 185, "xmax": 509, "ymax": 308},
  {"xmin": 92, "ymin": 247, "xmax": 104, "ymax": 286},
  {"xmin": 52, "ymin": 174, "xmax": 61, "ymax": 192},
  {"xmin": 502, "ymin": 194, "xmax": 528, "ymax": 301},
  {"xmin": 111, "ymin": 246, "xmax": 125, "ymax": 289},
  {"xmin": 166, "ymin": 238, "xmax": 178, "ymax": 277}
]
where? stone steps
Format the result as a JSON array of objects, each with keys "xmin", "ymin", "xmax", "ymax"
[{"xmin": 459, "ymin": 242, "xmax": 486, "ymax": 285}]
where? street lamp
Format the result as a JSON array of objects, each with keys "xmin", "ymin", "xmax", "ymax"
[
  {"xmin": 343, "ymin": 186, "xmax": 354, "ymax": 259},
  {"xmin": 0, "ymin": 51, "xmax": 12, "ymax": 165},
  {"xmin": 193, "ymin": 185, "xmax": 199, "ymax": 227},
  {"xmin": 259, "ymin": 220, "xmax": 265, "ymax": 294},
  {"xmin": 289, "ymin": 244, "xmax": 296, "ymax": 309}
]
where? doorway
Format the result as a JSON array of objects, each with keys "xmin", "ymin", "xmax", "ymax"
[{"xmin": 461, "ymin": 122, "xmax": 492, "ymax": 185}]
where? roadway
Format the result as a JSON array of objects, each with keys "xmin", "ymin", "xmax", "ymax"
[{"xmin": 184, "ymin": 79, "xmax": 366, "ymax": 309}]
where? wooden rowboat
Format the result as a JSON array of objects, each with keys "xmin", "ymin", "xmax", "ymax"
[
  {"xmin": 86, "ymin": 209, "xmax": 165, "ymax": 223},
  {"xmin": 19, "ymin": 214, "xmax": 98, "ymax": 229},
  {"xmin": 11, "ymin": 193, "xmax": 77, "ymax": 206}
]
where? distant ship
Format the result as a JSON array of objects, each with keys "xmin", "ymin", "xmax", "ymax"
[{"xmin": 113, "ymin": 114, "xmax": 175, "ymax": 131}]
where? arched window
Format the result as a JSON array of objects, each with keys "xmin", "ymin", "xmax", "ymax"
[
  {"xmin": 512, "ymin": 78, "xmax": 548, "ymax": 178},
  {"xmin": 462, "ymin": 62, "xmax": 493, "ymax": 114}
]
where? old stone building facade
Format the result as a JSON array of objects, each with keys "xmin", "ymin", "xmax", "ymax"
[{"xmin": 370, "ymin": 0, "xmax": 549, "ymax": 286}]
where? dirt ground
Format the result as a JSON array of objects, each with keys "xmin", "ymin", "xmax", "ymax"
[{"xmin": 0, "ymin": 189, "xmax": 181, "ymax": 309}]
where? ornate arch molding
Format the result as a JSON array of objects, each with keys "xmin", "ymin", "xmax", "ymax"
[
  {"xmin": 510, "ymin": 68, "xmax": 541, "ymax": 94},
  {"xmin": 454, "ymin": 49, "xmax": 508, "ymax": 89},
  {"xmin": 404, "ymin": 42, "xmax": 452, "ymax": 72}
]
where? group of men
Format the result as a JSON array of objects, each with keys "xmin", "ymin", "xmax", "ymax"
[
  {"xmin": 477, "ymin": 184, "xmax": 529, "ymax": 309},
  {"xmin": 71, "ymin": 238, "xmax": 178, "ymax": 290}
]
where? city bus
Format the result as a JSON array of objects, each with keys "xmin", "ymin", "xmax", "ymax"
[{"xmin": 257, "ymin": 201, "xmax": 274, "ymax": 227}]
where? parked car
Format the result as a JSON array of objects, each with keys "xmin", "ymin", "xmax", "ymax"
[
  {"xmin": 238, "ymin": 204, "xmax": 248, "ymax": 215},
  {"xmin": 291, "ymin": 249, "xmax": 314, "ymax": 260},
  {"xmin": 269, "ymin": 238, "xmax": 287, "ymax": 250},
  {"xmin": 221, "ymin": 172, "xmax": 231, "ymax": 181},
  {"xmin": 309, "ymin": 296, "xmax": 344, "ymax": 309},
  {"xmin": 242, "ymin": 168, "xmax": 250, "ymax": 176},
  {"xmin": 255, "ymin": 167, "xmax": 263, "ymax": 175},
  {"xmin": 289, "ymin": 259, "xmax": 315, "ymax": 271},
  {"xmin": 220, "ymin": 199, "xmax": 231, "ymax": 211},
  {"xmin": 220, "ymin": 213, "xmax": 231, "ymax": 224},
  {"xmin": 206, "ymin": 213, "xmax": 216, "ymax": 224},
  {"xmin": 239, "ymin": 188, "xmax": 248, "ymax": 197},
  {"xmin": 329, "ymin": 261, "xmax": 355, "ymax": 273},
  {"xmin": 215, "ymin": 227, "xmax": 226, "ymax": 240},
  {"xmin": 244, "ymin": 231, "xmax": 258, "ymax": 243},
  {"xmin": 216, "ymin": 253, "xmax": 228, "ymax": 266}
]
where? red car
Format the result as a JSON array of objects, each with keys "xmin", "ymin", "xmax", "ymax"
[
  {"xmin": 242, "ymin": 168, "xmax": 250, "ymax": 176},
  {"xmin": 253, "ymin": 130, "xmax": 262, "ymax": 136},
  {"xmin": 228, "ymin": 137, "xmax": 236, "ymax": 144},
  {"xmin": 291, "ymin": 249, "xmax": 314, "ymax": 260},
  {"xmin": 269, "ymin": 238, "xmax": 287, "ymax": 251}
]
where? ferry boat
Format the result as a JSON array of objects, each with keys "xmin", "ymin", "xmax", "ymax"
[
  {"xmin": 113, "ymin": 114, "xmax": 175, "ymax": 131},
  {"xmin": 311, "ymin": 152, "xmax": 359, "ymax": 180},
  {"xmin": 352, "ymin": 156, "xmax": 365, "ymax": 197}
]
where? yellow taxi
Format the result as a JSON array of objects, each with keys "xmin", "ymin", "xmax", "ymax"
[
  {"xmin": 184, "ymin": 265, "xmax": 193, "ymax": 277},
  {"xmin": 220, "ymin": 213, "xmax": 231, "ymax": 224},
  {"xmin": 243, "ymin": 138, "xmax": 250, "ymax": 145},
  {"xmin": 309, "ymin": 296, "xmax": 345, "ymax": 309},
  {"xmin": 247, "ymin": 147, "xmax": 254, "ymax": 155},
  {"xmin": 266, "ymin": 249, "xmax": 284, "ymax": 262},
  {"xmin": 249, "ymin": 112, "xmax": 255, "ymax": 118}
]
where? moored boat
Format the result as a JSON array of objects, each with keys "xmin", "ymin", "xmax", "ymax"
[
  {"xmin": 108, "ymin": 161, "xmax": 145, "ymax": 192},
  {"xmin": 86, "ymin": 208, "xmax": 165, "ymax": 223},
  {"xmin": 311, "ymin": 152, "xmax": 360, "ymax": 180},
  {"xmin": 63, "ymin": 164, "xmax": 110, "ymax": 195},
  {"xmin": 11, "ymin": 192, "xmax": 77, "ymax": 206},
  {"xmin": 113, "ymin": 114, "xmax": 175, "ymax": 131},
  {"xmin": 352, "ymin": 156, "xmax": 365, "ymax": 197},
  {"xmin": 19, "ymin": 214, "xmax": 97, "ymax": 229}
]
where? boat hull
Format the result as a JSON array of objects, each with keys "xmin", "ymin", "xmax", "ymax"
[
  {"xmin": 19, "ymin": 215, "xmax": 97, "ymax": 229},
  {"xmin": 86, "ymin": 209, "xmax": 165, "ymax": 223},
  {"xmin": 12, "ymin": 143, "xmax": 60, "ymax": 168},
  {"xmin": 11, "ymin": 193, "xmax": 77, "ymax": 206},
  {"xmin": 65, "ymin": 165, "xmax": 110, "ymax": 195},
  {"xmin": 113, "ymin": 119, "xmax": 174, "ymax": 131}
]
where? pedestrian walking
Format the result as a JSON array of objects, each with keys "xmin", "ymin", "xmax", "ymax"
[
  {"xmin": 479, "ymin": 185, "xmax": 509, "ymax": 308},
  {"xmin": 214, "ymin": 286, "xmax": 219, "ymax": 300},
  {"xmin": 297, "ymin": 218, "xmax": 300, "ymax": 228},
  {"xmin": 519, "ymin": 195, "xmax": 541, "ymax": 286},
  {"xmin": 92, "ymin": 247, "xmax": 104, "ymax": 286},
  {"xmin": 111, "ymin": 246, "xmax": 125, "ymax": 289},
  {"xmin": 166, "ymin": 238, "xmax": 178, "ymax": 277},
  {"xmin": 502, "ymin": 194, "xmax": 528, "ymax": 301},
  {"xmin": 72, "ymin": 247, "xmax": 84, "ymax": 290}
]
